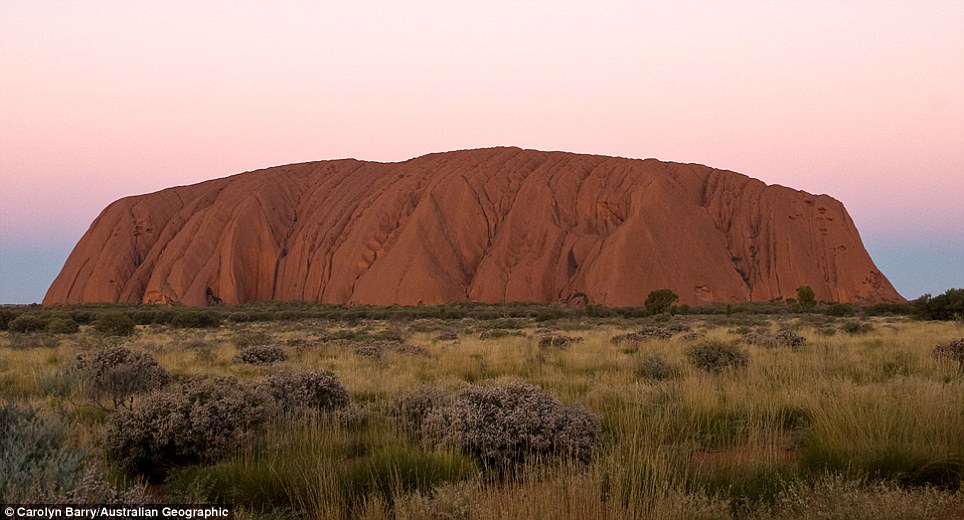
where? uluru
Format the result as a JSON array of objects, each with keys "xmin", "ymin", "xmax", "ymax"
[{"xmin": 43, "ymin": 147, "xmax": 903, "ymax": 307}]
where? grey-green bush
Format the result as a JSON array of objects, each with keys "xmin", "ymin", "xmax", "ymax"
[
  {"xmin": 685, "ymin": 340, "xmax": 750, "ymax": 373},
  {"xmin": 0, "ymin": 404, "xmax": 85, "ymax": 502},
  {"xmin": 538, "ymin": 335, "xmax": 583, "ymax": 349},
  {"xmin": 234, "ymin": 344, "xmax": 288, "ymax": 364},
  {"xmin": 635, "ymin": 354, "xmax": 674, "ymax": 381},
  {"xmin": 393, "ymin": 386, "xmax": 451, "ymax": 439},
  {"xmin": 423, "ymin": 382, "xmax": 600, "ymax": 469},
  {"xmin": 105, "ymin": 377, "xmax": 275, "ymax": 480},
  {"xmin": 67, "ymin": 346, "xmax": 170, "ymax": 408},
  {"xmin": 258, "ymin": 371, "xmax": 350, "ymax": 415}
]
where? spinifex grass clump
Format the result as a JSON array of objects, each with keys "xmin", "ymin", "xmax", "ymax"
[
  {"xmin": 685, "ymin": 340, "xmax": 750, "ymax": 373},
  {"xmin": 106, "ymin": 377, "xmax": 275, "ymax": 480},
  {"xmin": 422, "ymin": 382, "xmax": 600, "ymax": 470},
  {"xmin": 234, "ymin": 344, "xmax": 288, "ymax": 364},
  {"xmin": 259, "ymin": 371, "xmax": 350, "ymax": 415},
  {"xmin": 66, "ymin": 345, "xmax": 171, "ymax": 408}
]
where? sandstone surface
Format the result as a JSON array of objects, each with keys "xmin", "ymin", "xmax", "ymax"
[{"xmin": 44, "ymin": 147, "xmax": 903, "ymax": 307}]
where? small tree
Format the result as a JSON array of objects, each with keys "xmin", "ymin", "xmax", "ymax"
[
  {"xmin": 797, "ymin": 285, "xmax": 816, "ymax": 312},
  {"xmin": 917, "ymin": 288, "xmax": 964, "ymax": 321},
  {"xmin": 645, "ymin": 289, "xmax": 679, "ymax": 315}
]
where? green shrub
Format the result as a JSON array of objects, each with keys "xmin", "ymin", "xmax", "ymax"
[
  {"xmin": 66, "ymin": 346, "xmax": 171, "ymax": 408},
  {"xmin": 0, "ymin": 404, "xmax": 85, "ymax": 501},
  {"xmin": 644, "ymin": 289, "xmax": 679, "ymax": 315},
  {"xmin": 916, "ymin": 288, "xmax": 964, "ymax": 321},
  {"xmin": 45, "ymin": 317, "xmax": 80, "ymax": 334},
  {"xmin": 93, "ymin": 312, "xmax": 135, "ymax": 336},
  {"xmin": 7, "ymin": 314, "xmax": 48, "ymax": 333},
  {"xmin": 0, "ymin": 309, "xmax": 18, "ymax": 330},
  {"xmin": 685, "ymin": 340, "xmax": 750, "ymax": 373},
  {"xmin": 106, "ymin": 377, "xmax": 275, "ymax": 480},
  {"xmin": 68, "ymin": 310, "xmax": 97, "ymax": 324},
  {"xmin": 258, "ymin": 371, "xmax": 350, "ymax": 415},
  {"xmin": 842, "ymin": 320, "xmax": 874, "ymax": 335},
  {"xmin": 826, "ymin": 303, "xmax": 856, "ymax": 317},
  {"xmin": 227, "ymin": 312, "xmax": 251, "ymax": 323},
  {"xmin": 797, "ymin": 285, "xmax": 816, "ymax": 312},
  {"xmin": 423, "ymin": 383, "xmax": 600, "ymax": 469},
  {"xmin": 170, "ymin": 310, "xmax": 221, "ymax": 329}
]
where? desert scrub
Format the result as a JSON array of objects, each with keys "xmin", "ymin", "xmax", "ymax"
[
  {"xmin": 392, "ymin": 386, "xmax": 451, "ymax": 439},
  {"xmin": 634, "ymin": 353, "xmax": 675, "ymax": 381},
  {"xmin": 5, "ymin": 332, "xmax": 61, "ymax": 350},
  {"xmin": 258, "ymin": 371, "xmax": 350, "ymax": 415},
  {"xmin": 7, "ymin": 314, "xmax": 48, "ymax": 333},
  {"xmin": 478, "ymin": 329, "xmax": 525, "ymax": 340},
  {"xmin": 933, "ymin": 338, "xmax": 964, "ymax": 373},
  {"xmin": 841, "ymin": 320, "xmax": 874, "ymax": 335},
  {"xmin": 0, "ymin": 403, "xmax": 85, "ymax": 501},
  {"xmin": 234, "ymin": 344, "xmax": 288, "ymax": 364},
  {"xmin": 92, "ymin": 312, "xmax": 135, "ymax": 336},
  {"xmin": 538, "ymin": 334, "xmax": 583, "ymax": 349},
  {"xmin": 432, "ymin": 330, "xmax": 459, "ymax": 342},
  {"xmin": 423, "ymin": 382, "xmax": 600, "ymax": 469},
  {"xmin": 231, "ymin": 329, "xmax": 273, "ymax": 348},
  {"xmin": 169, "ymin": 310, "xmax": 221, "ymax": 329},
  {"xmin": 45, "ymin": 317, "xmax": 80, "ymax": 334},
  {"xmin": 351, "ymin": 340, "xmax": 428, "ymax": 359},
  {"xmin": 610, "ymin": 326, "xmax": 674, "ymax": 346},
  {"xmin": 66, "ymin": 345, "xmax": 171, "ymax": 408},
  {"xmin": 774, "ymin": 328, "xmax": 806, "ymax": 348},
  {"xmin": 685, "ymin": 340, "xmax": 750, "ymax": 373},
  {"xmin": 106, "ymin": 376, "xmax": 275, "ymax": 480}
]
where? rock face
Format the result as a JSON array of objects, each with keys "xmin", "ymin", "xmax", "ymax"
[{"xmin": 44, "ymin": 147, "xmax": 903, "ymax": 307}]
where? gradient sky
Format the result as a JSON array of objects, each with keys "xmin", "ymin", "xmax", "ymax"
[{"xmin": 1, "ymin": 1, "xmax": 962, "ymax": 304}]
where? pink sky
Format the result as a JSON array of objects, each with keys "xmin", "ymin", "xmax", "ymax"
[{"xmin": 1, "ymin": 1, "xmax": 962, "ymax": 302}]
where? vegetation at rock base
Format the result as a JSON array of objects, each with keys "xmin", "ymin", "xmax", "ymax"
[
  {"xmin": 797, "ymin": 285, "xmax": 817, "ymax": 312},
  {"xmin": 916, "ymin": 288, "xmax": 964, "ymax": 321},
  {"xmin": 644, "ymin": 289, "xmax": 679, "ymax": 315},
  {"xmin": 1, "ymin": 301, "xmax": 962, "ymax": 518}
]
